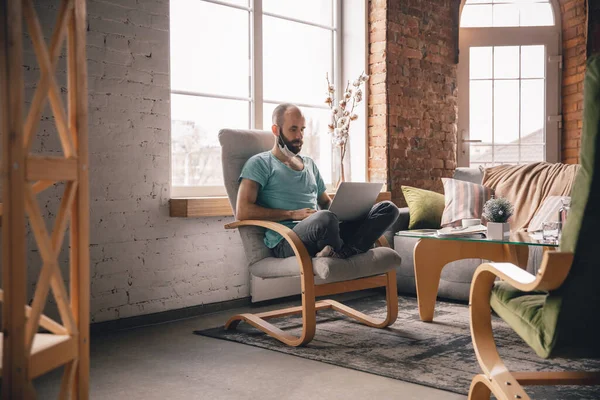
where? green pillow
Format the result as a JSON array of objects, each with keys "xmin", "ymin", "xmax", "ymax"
[{"xmin": 401, "ymin": 186, "xmax": 445, "ymax": 229}]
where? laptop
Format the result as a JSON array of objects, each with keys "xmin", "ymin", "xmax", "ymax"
[{"xmin": 328, "ymin": 182, "xmax": 383, "ymax": 221}]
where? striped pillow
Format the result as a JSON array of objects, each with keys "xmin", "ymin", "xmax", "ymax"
[
  {"xmin": 528, "ymin": 196, "xmax": 571, "ymax": 232},
  {"xmin": 441, "ymin": 178, "xmax": 495, "ymax": 227}
]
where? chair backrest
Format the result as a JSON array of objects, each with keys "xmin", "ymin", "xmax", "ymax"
[
  {"xmin": 219, "ymin": 128, "xmax": 275, "ymax": 265},
  {"xmin": 552, "ymin": 54, "xmax": 600, "ymax": 354}
]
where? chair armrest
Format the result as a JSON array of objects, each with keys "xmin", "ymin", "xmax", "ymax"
[
  {"xmin": 474, "ymin": 251, "xmax": 573, "ymax": 294},
  {"xmin": 224, "ymin": 220, "xmax": 313, "ymax": 278}
]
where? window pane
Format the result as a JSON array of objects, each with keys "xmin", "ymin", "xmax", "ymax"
[
  {"xmin": 263, "ymin": 103, "xmax": 333, "ymax": 184},
  {"xmin": 494, "ymin": 46, "xmax": 519, "ymax": 79},
  {"xmin": 521, "ymin": 79, "xmax": 545, "ymax": 142},
  {"xmin": 495, "ymin": 145, "xmax": 519, "ymax": 163},
  {"xmin": 494, "ymin": 80, "xmax": 519, "ymax": 144},
  {"xmin": 263, "ymin": 0, "xmax": 333, "ymax": 26},
  {"xmin": 470, "ymin": 145, "xmax": 493, "ymax": 164},
  {"xmin": 520, "ymin": 145, "xmax": 545, "ymax": 163},
  {"xmin": 460, "ymin": 5, "xmax": 493, "ymax": 27},
  {"xmin": 170, "ymin": 1, "xmax": 249, "ymax": 97},
  {"xmin": 492, "ymin": 4, "xmax": 519, "ymax": 27},
  {"xmin": 470, "ymin": 80, "xmax": 492, "ymax": 142},
  {"xmin": 263, "ymin": 17, "xmax": 333, "ymax": 105},
  {"xmin": 470, "ymin": 47, "xmax": 492, "ymax": 79},
  {"xmin": 521, "ymin": 45, "xmax": 545, "ymax": 78},
  {"xmin": 171, "ymin": 94, "xmax": 249, "ymax": 186},
  {"xmin": 519, "ymin": 3, "xmax": 554, "ymax": 27}
]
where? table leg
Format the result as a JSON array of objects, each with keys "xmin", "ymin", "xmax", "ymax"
[{"xmin": 413, "ymin": 238, "xmax": 513, "ymax": 322}]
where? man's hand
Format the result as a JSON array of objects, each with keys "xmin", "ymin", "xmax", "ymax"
[{"xmin": 290, "ymin": 208, "xmax": 316, "ymax": 221}]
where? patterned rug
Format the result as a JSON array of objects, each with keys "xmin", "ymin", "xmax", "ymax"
[{"xmin": 195, "ymin": 295, "xmax": 600, "ymax": 399}]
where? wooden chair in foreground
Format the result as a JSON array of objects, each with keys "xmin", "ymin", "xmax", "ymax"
[
  {"xmin": 218, "ymin": 129, "xmax": 401, "ymax": 347},
  {"xmin": 468, "ymin": 55, "xmax": 600, "ymax": 400},
  {"xmin": 0, "ymin": 0, "xmax": 90, "ymax": 398}
]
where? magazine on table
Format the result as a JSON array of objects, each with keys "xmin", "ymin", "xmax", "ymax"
[{"xmin": 436, "ymin": 224, "xmax": 488, "ymax": 238}]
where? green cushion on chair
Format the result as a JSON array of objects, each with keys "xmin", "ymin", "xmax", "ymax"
[
  {"xmin": 491, "ymin": 55, "xmax": 600, "ymax": 359},
  {"xmin": 491, "ymin": 282, "xmax": 561, "ymax": 359}
]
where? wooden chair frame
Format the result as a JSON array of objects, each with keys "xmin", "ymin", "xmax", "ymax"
[
  {"xmin": 468, "ymin": 251, "xmax": 600, "ymax": 400},
  {"xmin": 224, "ymin": 220, "xmax": 398, "ymax": 347},
  {"xmin": 0, "ymin": 0, "xmax": 90, "ymax": 398}
]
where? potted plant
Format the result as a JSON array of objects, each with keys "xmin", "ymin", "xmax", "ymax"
[{"xmin": 482, "ymin": 197, "xmax": 514, "ymax": 240}]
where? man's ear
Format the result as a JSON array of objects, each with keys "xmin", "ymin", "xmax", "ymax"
[{"xmin": 271, "ymin": 124, "xmax": 279, "ymax": 135}]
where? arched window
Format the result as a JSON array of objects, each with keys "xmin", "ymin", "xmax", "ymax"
[{"xmin": 458, "ymin": 0, "xmax": 561, "ymax": 168}]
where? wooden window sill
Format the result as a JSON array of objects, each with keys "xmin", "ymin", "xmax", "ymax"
[{"xmin": 169, "ymin": 192, "xmax": 392, "ymax": 218}]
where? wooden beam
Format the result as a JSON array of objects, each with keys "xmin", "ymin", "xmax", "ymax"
[
  {"xmin": 26, "ymin": 155, "xmax": 78, "ymax": 182},
  {"xmin": 0, "ymin": 0, "xmax": 29, "ymax": 396},
  {"xmin": 170, "ymin": 192, "xmax": 393, "ymax": 218},
  {"xmin": 68, "ymin": 1, "xmax": 91, "ymax": 397}
]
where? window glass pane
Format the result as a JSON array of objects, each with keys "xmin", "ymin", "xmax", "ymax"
[
  {"xmin": 521, "ymin": 79, "xmax": 545, "ymax": 142},
  {"xmin": 521, "ymin": 45, "xmax": 545, "ymax": 78},
  {"xmin": 263, "ymin": 0, "xmax": 333, "ymax": 27},
  {"xmin": 263, "ymin": 17, "xmax": 333, "ymax": 105},
  {"xmin": 170, "ymin": 1, "xmax": 249, "ymax": 97},
  {"xmin": 470, "ymin": 47, "xmax": 492, "ymax": 79},
  {"xmin": 263, "ymin": 103, "xmax": 333, "ymax": 184},
  {"xmin": 494, "ymin": 46, "xmax": 519, "ymax": 79},
  {"xmin": 171, "ymin": 94, "xmax": 249, "ymax": 186},
  {"xmin": 519, "ymin": 3, "xmax": 554, "ymax": 27},
  {"xmin": 492, "ymin": 4, "xmax": 519, "ymax": 27},
  {"xmin": 220, "ymin": 0, "xmax": 249, "ymax": 6},
  {"xmin": 494, "ymin": 80, "xmax": 520, "ymax": 144},
  {"xmin": 470, "ymin": 80, "xmax": 492, "ymax": 142},
  {"xmin": 470, "ymin": 145, "xmax": 493, "ymax": 164},
  {"xmin": 519, "ymin": 145, "xmax": 545, "ymax": 163},
  {"xmin": 495, "ymin": 145, "xmax": 519, "ymax": 163},
  {"xmin": 460, "ymin": 5, "xmax": 493, "ymax": 27}
]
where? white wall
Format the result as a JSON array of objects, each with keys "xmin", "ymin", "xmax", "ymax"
[{"xmin": 17, "ymin": 0, "xmax": 249, "ymax": 323}]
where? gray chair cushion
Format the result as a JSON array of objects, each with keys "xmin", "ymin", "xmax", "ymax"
[
  {"xmin": 219, "ymin": 129, "xmax": 276, "ymax": 265},
  {"xmin": 250, "ymin": 247, "xmax": 401, "ymax": 283},
  {"xmin": 453, "ymin": 166, "xmax": 484, "ymax": 184}
]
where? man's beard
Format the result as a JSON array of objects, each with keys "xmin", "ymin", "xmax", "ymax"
[{"xmin": 279, "ymin": 129, "xmax": 302, "ymax": 155}]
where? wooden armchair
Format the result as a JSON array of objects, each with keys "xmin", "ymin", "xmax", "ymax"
[
  {"xmin": 468, "ymin": 55, "xmax": 600, "ymax": 399},
  {"xmin": 218, "ymin": 129, "xmax": 401, "ymax": 347}
]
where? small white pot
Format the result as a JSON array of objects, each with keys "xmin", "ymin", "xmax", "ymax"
[{"xmin": 487, "ymin": 222, "xmax": 510, "ymax": 240}]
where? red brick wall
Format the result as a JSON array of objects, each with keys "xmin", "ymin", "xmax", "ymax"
[
  {"xmin": 560, "ymin": 0, "xmax": 587, "ymax": 164},
  {"xmin": 368, "ymin": 0, "xmax": 458, "ymax": 206}
]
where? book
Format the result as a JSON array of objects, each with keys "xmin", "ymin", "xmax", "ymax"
[{"xmin": 436, "ymin": 224, "xmax": 487, "ymax": 237}]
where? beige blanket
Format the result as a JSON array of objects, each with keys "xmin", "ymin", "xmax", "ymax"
[{"xmin": 482, "ymin": 162, "xmax": 579, "ymax": 231}]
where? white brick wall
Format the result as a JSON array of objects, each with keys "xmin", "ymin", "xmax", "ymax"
[{"xmin": 16, "ymin": 0, "xmax": 249, "ymax": 324}]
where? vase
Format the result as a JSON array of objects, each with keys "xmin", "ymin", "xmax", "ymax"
[
  {"xmin": 333, "ymin": 143, "xmax": 349, "ymax": 190},
  {"xmin": 487, "ymin": 222, "xmax": 510, "ymax": 240}
]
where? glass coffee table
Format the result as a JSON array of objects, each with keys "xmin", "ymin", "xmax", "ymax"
[{"xmin": 395, "ymin": 230, "xmax": 559, "ymax": 322}]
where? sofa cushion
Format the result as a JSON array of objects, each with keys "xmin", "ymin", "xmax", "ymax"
[
  {"xmin": 453, "ymin": 166, "xmax": 484, "ymax": 184},
  {"xmin": 250, "ymin": 247, "xmax": 401, "ymax": 282},
  {"xmin": 528, "ymin": 196, "xmax": 570, "ymax": 232},
  {"xmin": 441, "ymin": 178, "xmax": 494, "ymax": 227},
  {"xmin": 401, "ymin": 186, "xmax": 445, "ymax": 229}
]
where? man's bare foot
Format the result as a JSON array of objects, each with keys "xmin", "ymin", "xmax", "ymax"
[{"xmin": 315, "ymin": 245, "xmax": 336, "ymax": 257}]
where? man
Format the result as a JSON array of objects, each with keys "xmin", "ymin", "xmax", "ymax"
[{"xmin": 237, "ymin": 103, "xmax": 399, "ymax": 259}]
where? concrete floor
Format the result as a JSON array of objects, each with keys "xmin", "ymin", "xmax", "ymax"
[{"xmin": 34, "ymin": 296, "xmax": 465, "ymax": 400}]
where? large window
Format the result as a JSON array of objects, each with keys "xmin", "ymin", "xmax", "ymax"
[
  {"xmin": 458, "ymin": 0, "xmax": 561, "ymax": 167},
  {"xmin": 170, "ymin": 0, "xmax": 364, "ymax": 197}
]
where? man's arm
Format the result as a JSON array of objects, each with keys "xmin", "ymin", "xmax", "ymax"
[
  {"xmin": 317, "ymin": 191, "xmax": 332, "ymax": 210},
  {"xmin": 236, "ymin": 178, "xmax": 315, "ymax": 221}
]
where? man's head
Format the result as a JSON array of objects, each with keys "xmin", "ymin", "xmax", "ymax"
[{"xmin": 271, "ymin": 104, "xmax": 306, "ymax": 155}]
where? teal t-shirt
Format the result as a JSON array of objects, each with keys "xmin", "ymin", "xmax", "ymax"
[{"xmin": 239, "ymin": 151, "xmax": 327, "ymax": 248}]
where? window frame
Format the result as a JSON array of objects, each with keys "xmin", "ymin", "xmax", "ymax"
[
  {"xmin": 457, "ymin": 0, "xmax": 562, "ymax": 168},
  {"xmin": 169, "ymin": 0, "xmax": 367, "ymax": 198}
]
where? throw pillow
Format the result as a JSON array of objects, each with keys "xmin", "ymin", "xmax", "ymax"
[
  {"xmin": 401, "ymin": 186, "xmax": 445, "ymax": 229},
  {"xmin": 528, "ymin": 196, "xmax": 571, "ymax": 232},
  {"xmin": 441, "ymin": 178, "xmax": 494, "ymax": 227}
]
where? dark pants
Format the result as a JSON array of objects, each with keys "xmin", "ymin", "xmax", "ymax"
[{"xmin": 272, "ymin": 201, "xmax": 399, "ymax": 258}]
